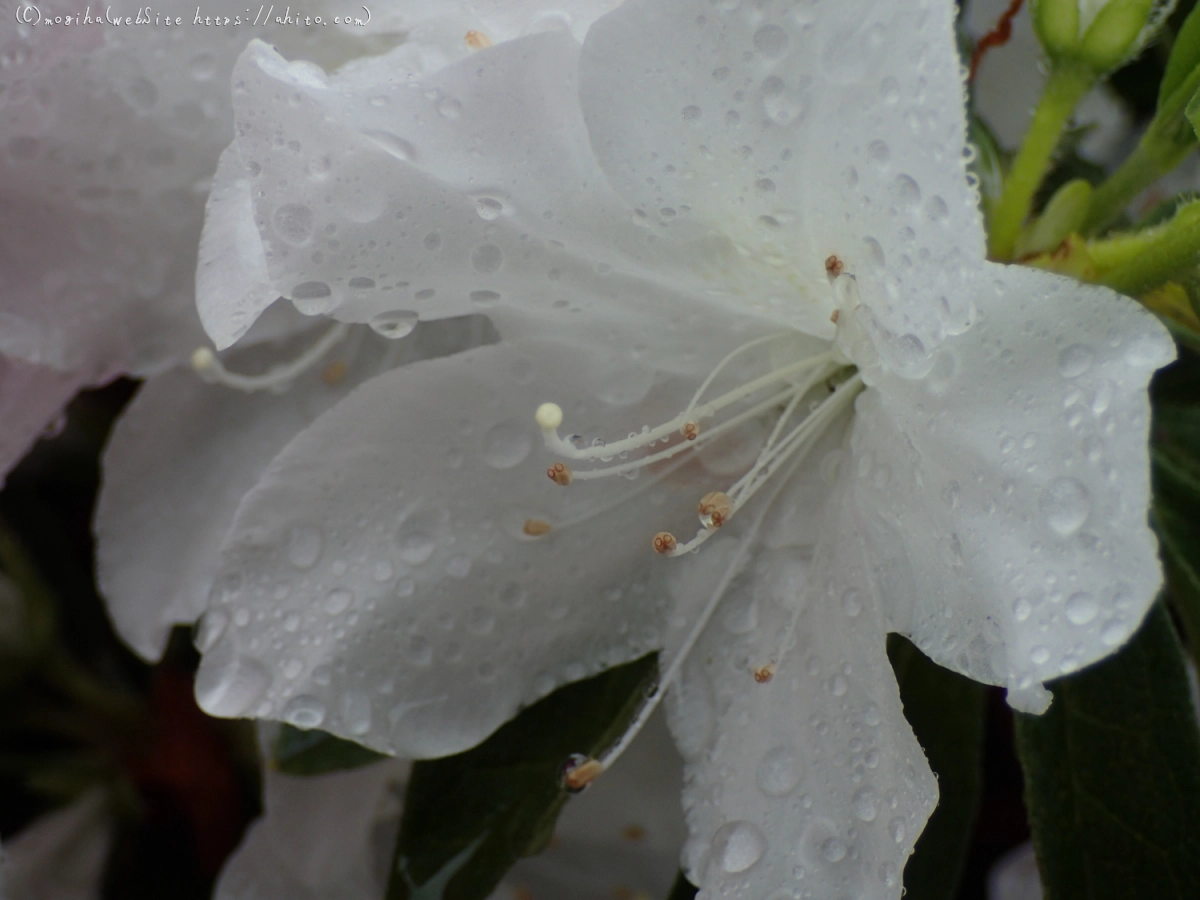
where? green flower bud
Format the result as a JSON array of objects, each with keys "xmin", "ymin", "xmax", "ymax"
[{"xmin": 1031, "ymin": 0, "xmax": 1170, "ymax": 72}]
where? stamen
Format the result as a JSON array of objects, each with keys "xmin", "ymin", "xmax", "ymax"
[
  {"xmin": 652, "ymin": 532, "xmax": 678, "ymax": 554},
  {"xmin": 587, "ymin": 441, "xmax": 811, "ymax": 776},
  {"xmin": 322, "ymin": 360, "xmax": 349, "ymax": 385},
  {"xmin": 546, "ymin": 462, "xmax": 573, "ymax": 486},
  {"xmin": 465, "ymin": 30, "xmax": 493, "ymax": 49},
  {"xmin": 560, "ymin": 755, "xmax": 604, "ymax": 792},
  {"xmin": 680, "ymin": 421, "xmax": 700, "ymax": 441},
  {"xmin": 698, "ymin": 491, "xmax": 733, "ymax": 529},
  {"xmin": 190, "ymin": 322, "xmax": 351, "ymax": 393},
  {"xmin": 753, "ymin": 663, "xmax": 776, "ymax": 684},
  {"xmin": 523, "ymin": 519, "xmax": 553, "ymax": 537},
  {"xmin": 825, "ymin": 254, "xmax": 844, "ymax": 278}
]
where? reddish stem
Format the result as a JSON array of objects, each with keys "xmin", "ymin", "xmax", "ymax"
[{"xmin": 970, "ymin": 0, "xmax": 1026, "ymax": 83}]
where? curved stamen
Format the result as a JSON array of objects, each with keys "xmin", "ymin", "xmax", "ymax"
[{"xmin": 192, "ymin": 322, "xmax": 351, "ymax": 393}]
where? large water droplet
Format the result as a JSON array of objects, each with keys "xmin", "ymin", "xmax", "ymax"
[
  {"xmin": 398, "ymin": 532, "xmax": 435, "ymax": 565},
  {"xmin": 482, "ymin": 421, "xmax": 533, "ymax": 469},
  {"xmin": 888, "ymin": 817, "xmax": 907, "ymax": 844},
  {"xmin": 1065, "ymin": 591, "xmax": 1098, "ymax": 625},
  {"xmin": 756, "ymin": 746, "xmax": 801, "ymax": 796},
  {"xmin": 474, "ymin": 196, "xmax": 504, "ymax": 220},
  {"xmin": 283, "ymin": 694, "xmax": 326, "ymax": 728},
  {"xmin": 753, "ymin": 24, "xmax": 789, "ymax": 59},
  {"xmin": 471, "ymin": 243, "xmax": 504, "ymax": 273},
  {"xmin": 287, "ymin": 525, "xmax": 323, "ymax": 569},
  {"xmin": 370, "ymin": 310, "xmax": 419, "ymax": 339},
  {"xmin": 195, "ymin": 653, "xmax": 271, "ymax": 717},
  {"xmin": 711, "ymin": 821, "xmax": 767, "ymax": 873},
  {"xmin": 853, "ymin": 787, "xmax": 878, "ymax": 822},
  {"xmin": 1057, "ymin": 344, "xmax": 1093, "ymax": 378},
  {"xmin": 274, "ymin": 203, "xmax": 313, "ymax": 244},
  {"xmin": 1039, "ymin": 477, "xmax": 1091, "ymax": 537},
  {"xmin": 820, "ymin": 837, "xmax": 847, "ymax": 862},
  {"xmin": 324, "ymin": 589, "xmax": 353, "ymax": 615}
]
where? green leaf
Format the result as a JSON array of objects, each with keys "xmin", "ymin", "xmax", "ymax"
[
  {"xmin": 1151, "ymin": 377, "xmax": 1200, "ymax": 661},
  {"xmin": 1160, "ymin": 0, "xmax": 1200, "ymax": 108},
  {"xmin": 272, "ymin": 724, "xmax": 388, "ymax": 776},
  {"xmin": 1014, "ymin": 602, "xmax": 1200, "ymax": 900},
  {"xmin": 388, "ymin": 654, "xmax": 659, "ymax": 900},
  {"xmin": 887, "ymin": 634, "xmax": 987, "ymax": 900}
]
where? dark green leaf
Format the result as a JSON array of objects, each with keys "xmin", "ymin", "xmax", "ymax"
[
  {"xmin": 272, "ymin": 724, "xmax": 388, "ymax": 776},
  {"xmin": 887, "ymin": 634, "xmax": 986, "ymax": 900},
  {"xmin": 388, "ymin": 654, "xmax": 659, "ymax": 900},
  {"xmin": 1161, "ymin": 0, "xmax": 1200, "ymax": 108},
  {"xmin": 1151, "ymin": 374, "xmax": 1200, "ymax": 660},
  {"xmin": 1014, "ymin": 603, "xmax": 1200, "ymax": 900},
  {"xmin": 665, "ymin": 870, "xmax": 699, "ymax": 900}
]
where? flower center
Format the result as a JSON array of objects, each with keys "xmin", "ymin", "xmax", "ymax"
[{"xmin": 541, "ymin": 288, "xmax": 867, "ymax": 787}]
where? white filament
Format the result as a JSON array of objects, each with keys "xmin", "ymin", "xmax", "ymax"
[{"xmin": 191, "ymin": 322, "xmax": 351, "ymax": 392}]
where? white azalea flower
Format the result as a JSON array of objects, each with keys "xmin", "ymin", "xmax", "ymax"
[
  {"xmin": 1, "ymin": 788, "xmax": 113, "ymax": 900},
  {"xmin": 121, "ymin": 0, "xmax": 1172, "ymax": 897}
]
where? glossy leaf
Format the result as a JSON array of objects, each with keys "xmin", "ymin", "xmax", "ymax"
[
  {"xmin": 272, "ymin": 724, "xmax": 388, "ymax": 776},
  {"xmin": 1014, "ymin": 602, "xmax": 1200, "ymax": 900},
  {"xmin": 888, "ymin": 634, "xmax": 987, "ymax": 900},
  {"xmin": 388, "ymin": 654, "xmax": 658, "ymax": 900}
]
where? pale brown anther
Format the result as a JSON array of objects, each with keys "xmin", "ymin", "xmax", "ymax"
[
  {"xmin": 562, "ymin": 757, "xmax": 604, "ymax": 791},
  {"xmin": 825, "ymin": 254, "xmax": 844, "ymax": 277},
  {"xmin": 465, "ymin": 30, "xmax": 493, "ymax": 49},
  {"xmin": 681, "ymin": 421, "xmax": 700, "ymax": 441},
  {"xmin": 523, "ymin": 519, "xmax": 553, "ymax": 537},
  {"xmin": 321, "ymin": 360, "xmax": 348, "ymax": 385},
  {"xmin": 547, "ymin": 462, "xmax": 573, "ymax": 486},
  {"xmin": 698, "ymin": 491, "xmax": 734, "ymax": 529},
  {"xmin": 830, "ymin": 309, "xmax": 840, "ymax": 324},
  {"xmin": 753, "ymin": 663, "xmax": 777, "ymax": 684},
  {"xmin": 652, "ymin": 532, "xmax": 678, "ymax": 554}
]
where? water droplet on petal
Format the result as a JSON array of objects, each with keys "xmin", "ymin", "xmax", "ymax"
[
  {"xmin": 370, "ymin": 310, "xmax": 419, "ymax": 339},
  {"xmin": 471, "ymin": 243, "xmax": 504, "ymax": 273},
  {"xmin": 711, "ymin": 821, "xmax": 767, "ymax": 873},
  {"xmin": 753, "ymin": 24, "xmax": 789, "ymax": 59},
  {"xmin": 820, "ymin": 837, "xmax": 847, "ymax": 862},
  {"xmin": 888, "ymin": 817, "xmax": 907, "ymax": 844},
  {"xmin": 398, "ymin": 532, "xmax": 435, "ymax": 565},
  {"xmin": 841, "ymin": 588, "xmax": 863, "ymax": 617},
  {"xmin": 324, "ymin": 589, "xmax": 353, "ymax": 615},
  {"xmin": 273, "ymin": 203, "xmax": 313, "ymax": 244},
  {"xmin": 362, "ymin": 130, "xmax": 417, "ymax": 161},
  {"xmin": 194, "ymin": 609, "xmax": 228, "ymax": 653},
  {"xmin": 1057, "ymin": 344, "xmax": 1093, "ymax": 378},
  {"xmin": 287, "ymin": 525, "xmax": 323, "ymax": 569},
  {"xmin": 283, "ymin": 694, "xmax": 326, "ymax": 728},
  {"xmin": 482, "ymin": 421, "xmax": 533, "ymax": 469},
  {"xmin": 1039, "ymin": 477, "xmax": 1091, "ymax": 537},
  {"xmin": 853, "ymin": 787, "xmax": 878, "ymax": 821},
  {"xmin": 342, "ymin": 690, "xmax": 372, "ymax": 735},
  {"xmin": 757, "ymin": 746, "xmax": 801, "ymax": 796},
  {"xmin": 195, "ymin": 654, "xmax": 271, "ymax": 717},
  {"xmin": 1065, "ymin": 591, "xmax": 1098, "ymax": 625}
]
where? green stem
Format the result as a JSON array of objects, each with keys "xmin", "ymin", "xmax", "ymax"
[
  {"xmin": 1082, "ymin": 62, "xmax": 1200, "ymax": 235},
  {"xmin": 1097, "ymin": 201, "xmax": 1200, "ymax": 295},
  {"xmin": 989, "ymin": 64, "xmax": 1096, "ymax": 261}
]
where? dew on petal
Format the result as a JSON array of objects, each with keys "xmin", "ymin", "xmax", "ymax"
[
  {"xmin": 711, "ymin": 821, "xmax": 767, "ymax": 873},
  {"xmin": 1039, "ymin": 477, "xmax": 1091, "ymax": 537},
  {"xmin": 324, "ymin": 588, "xmax": 353, "ymax": 615},
  {"xmin": 1057, "ymin": 344, "xmax": 1094, "ymax": 378},
  {"xmin": 273, "ymin": 203, "xmax": 313, "ymax": 244},
  {"xmin": 369, "ymin": 310, "xmax": 419, "ymax": 339},
  {"xmin": 820, "ymin": 836, "xmax": 847, "ymax": 862},
  {"xmin": 283, "ymin": 694, "xmax": 326, "ymax": 729},
  {"xmin": 482, "ymin": 421, "xmax": 533, "ymax": 469},
  {"xmin": 286, "ymin": 525, "xmax": 323, "ymax": 569},
  {"xmin": 195, "ymin": 654, "xmax": 271, "ymax": 717},
  {"xmin": 1065, "ymin": 591, "xmax": 1098, "ymax": 625},
  {"xmin": 342, "ymin": 690, "xmax": 372, "ymax": 735},
  {"xmin": 852, "ymin": 787, "xmax": 878, "ymax": 822},
  {"xmin": 756, "ymin": 745, "xmax": 801, "ymax": 796}
]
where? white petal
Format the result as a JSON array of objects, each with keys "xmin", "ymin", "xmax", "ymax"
[
  {"xmin": 665, "ymin": 473, "xmax": 935, "ymax": 900},
  {"xmin": 206, "ymin": 35, "xmax": 787, "ymax": 364},
  {"xmin": 579, "ymin": 0, "xmax": 983, "ymax": 343},
  {"xmin": 97, "ymin": 317, "xmax": 494, "ymax": 661},
  {"xmin": 193, "ymin": 338, "xmax": 710, "ymax": 756},
  {"xmin": 3, "ymin": 788, "xmax": 113, "ymax": 900},
  {"xmin": 0, "ymin": 4, "xmax": 395, "ymax": 377},
  {"xmin": 0, "ymin": 355, "xmax": 88, "ymax": 486},
  {"xmin": 497, "ymin": 712, "xmax": 686, "ymax": 900},
  {"xmin": 215, "ymin": 758, "xmax": 409, "ymax": 900},
  {"xmin": 845, "ymin": 263, "xmax": 1173, "ymax": 705},
  {"xmin": 197, "ymin": 144, "xmax": 283, "ymax": 351}
]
